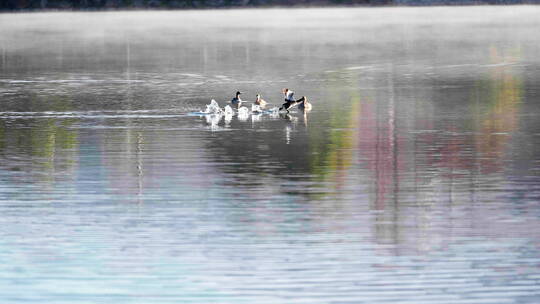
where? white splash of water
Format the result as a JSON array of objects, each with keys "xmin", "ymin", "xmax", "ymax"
[
  {"xmin": 251, "ymin": 104, "xmax": 262, "ymax": 113},
  {"xmin": 224, "ymin": 105, "xmax": 234, "ymax": 116},
  {"xmin": 205, "ymin": 113, "xmax": 222, "ymax": 129},
  {"xmin": 224, "ymin": 114, "xmax": 233, "ymax": 125},
  {"xmin": 285, "ymin": 125, "xmax": 292, "ymax": 144},
  {"xmin": 224, "ymin": 105, "xmax": 233, "ymax": 125},
  {"xmin": 268, "ymin": 107, "xmax": 280, "ymax": 118},
  {"xmin": 204, "ymin": 99, "xmax": 222, "ymax": 114},
  {"xmin": 238, "ymin": 106, "xmax": 250, "ymax": 121},
  {"xmin": 251, "ymin": 113, "xmax": 262, "ymax": 123}
]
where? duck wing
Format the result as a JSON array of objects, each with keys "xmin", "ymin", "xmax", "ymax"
[{"xmin": 281, "ymin": 100, "xmax": 299, "ymax": 110}]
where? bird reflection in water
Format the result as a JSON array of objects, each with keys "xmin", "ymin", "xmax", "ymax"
[
  {"xmin": 281, "ymin": 96, "xmax": 312, "ymax": 128},
  {"xmin": 279, "ymin": 112, "xmax": 298, "ymax": 122},
  {"xmin": 301, "ymin": 103, "xmax": 311, "ymax": 127},
  {"xmin": 279, "ymin": 112, "xmax": 300, "ymax": 145},
  {"xmin": 280, "ymin": 108, "xmax": 310, "ymax": 125},
  {"xmin": 280, "ymin": 103, "xmax": 312, "ymax": 143}
]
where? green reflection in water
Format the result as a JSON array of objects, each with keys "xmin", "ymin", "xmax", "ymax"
[
  {"xmin": 307, "ymin": 70, "xmax": 362, "ymax": 191},
  {"xmin": 0, "ymin": 93, "xmax": 79, "ymax": 183}
]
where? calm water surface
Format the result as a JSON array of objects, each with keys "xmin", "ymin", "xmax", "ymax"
[{"xmin": 1, "ymin": 6, "xmax": 540, "ymax": 303}]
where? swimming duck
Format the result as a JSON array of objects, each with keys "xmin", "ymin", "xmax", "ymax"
[
  {"xmin": 297, "ymin": 96, "xmax": 312, "ymax": 111},
  {"xmin": 255, "ymin": 94, "xmax": 267, "ymax": 108},
  {"xmin": 231, "ymin": 91, "xmax": 242, "ymax": 108}
]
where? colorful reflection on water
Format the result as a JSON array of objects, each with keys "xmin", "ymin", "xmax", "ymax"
[{"xmin": 1, "ymin": 7, "xmax": 540, "ymax": 304}]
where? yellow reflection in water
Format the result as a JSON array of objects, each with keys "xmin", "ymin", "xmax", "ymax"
[
  {"xmin": 307, "ymin": 73, "xmax": 362, "ymax": 193},
  {"xmin": 474, "ymin": 47, "xmax": 522, "ymax": 174}
]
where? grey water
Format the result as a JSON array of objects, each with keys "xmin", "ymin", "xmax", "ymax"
[{"xmin": 1, "ymin": 6, "xmax": 540, "ymax": 303}]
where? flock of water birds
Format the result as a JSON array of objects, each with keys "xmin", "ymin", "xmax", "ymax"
[{"xmin": 192, "ymin": 88, "xmax": 312, "ymax": 128}]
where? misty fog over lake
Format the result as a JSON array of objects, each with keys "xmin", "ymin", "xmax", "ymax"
[{"xmin": 1, "ymin": 6, "xmax": 540, "ymax": 304}]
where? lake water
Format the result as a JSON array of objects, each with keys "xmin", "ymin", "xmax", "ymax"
[{"xmin": 1, "ymin": 6, "xmax": 540, "ymax": 303}]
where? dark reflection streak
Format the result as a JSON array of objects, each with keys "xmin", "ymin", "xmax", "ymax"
[
  {"xmin": 414, "ymin": 98, "xmax": 419, "ymax": 204},
  {"xmin": 390, "ymin": 65, "xmax": 399, "ymax": 255},
  {"xmin": 447, "ymin": 160, "xmax": 454, "ymax": 247},
  {"xmin": 374, "ymin": 65, "xmax": 402, "ymax": 253},
  {"xmin": 465, "ymin": 163, "xmax": 475, "ymax": 241},
  {"xmin": 137, "ymin": 132, "xmax": 144, "ymax": 204},
  {"xmin": 470, "ymin": 81, "xmax": 481, "ymax": 206},
  {"xmin": 203, "ymin": 45, "xmax": 208, "ymax": 73},
  {"xmin": 58, "ymin": 39, "xmax": 63, "ymax": 67},
  {"xmin": 245, "ymin": 41, "xmax": 250, "ymax": 66},
  {"xmin": 466, "ymin": 78, "xmax": 481, "ymax": 234},
  {"xmin": 374, "ymin": 91, "xmax": 382, "ymax": 210},
  {"xmin": 126, "ymin": 35, "xmax": 144, "ymax": 203},
  {"xmin": 126, "ymin": 38, "xmax": 131, "ymax": 82},
  {"xmin": 1, "ymin": 45, "xmax": 5, "ymax": 70},
  {"xmin": 124, "ymin": 35, "xmax": 133, "ymax": 111}
]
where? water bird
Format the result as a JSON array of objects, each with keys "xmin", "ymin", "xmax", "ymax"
[
  {"xmin": 297, "ymin": 96, "xmax": 312, "ymax": 111},
  {"xmin": 231, "ymin": 91, "xmax": 243, "ymax": 108},
  {"xmin": 255, "ymin": 94, "xmax": 267, "ymax": 108},
  {"xmin": 279, "ymin": 100, "xmax": 297, "ymax": 112},
  {"xmin": 282, "ymin": 88, "xmax": 295, "ymax": 102},
  {"xmin": 279, "ymin": 96, "xmax": 307, "ymax": 113}
]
